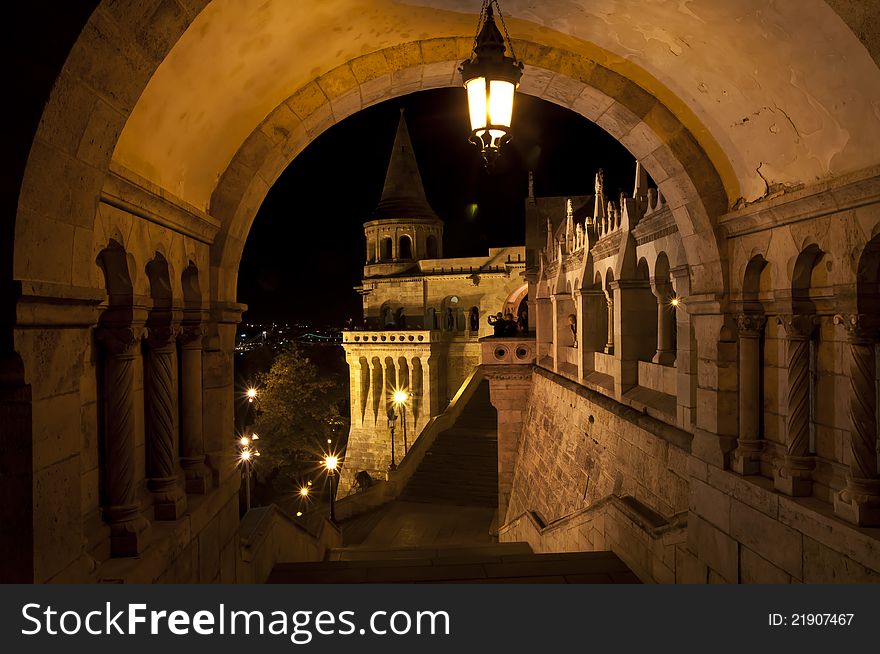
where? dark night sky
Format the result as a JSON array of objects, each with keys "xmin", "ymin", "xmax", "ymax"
[{"xmin": 237, "ymin": 88, "xmax": 637, "ymax": 326}]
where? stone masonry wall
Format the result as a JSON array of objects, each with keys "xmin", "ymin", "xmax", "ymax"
[{"xmin": 507, "ymin": 368, "xmax": 690, "ymax": 526}]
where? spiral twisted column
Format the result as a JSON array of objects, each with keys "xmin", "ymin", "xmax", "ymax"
[
  {"xmin": 145, "ymin": 325, "xmax": 187, "ymax": 520},
  {"xmin": 773, "ymin": 314, "xmax": 817, "ymax": 497},
  {"xmin": 178, "ymin": 324, "xmax": 211, "ymax": 494},
  {"xmin": 731, "ymin": 313, "xmax": 767, "ymax": 475},
  {"xmin": 96, "ymin": 324, "xmax": 150, "ymax": 557},
  {"xmin": 833, "ymin": 314, "xmax": 880, "ymax": 526}
]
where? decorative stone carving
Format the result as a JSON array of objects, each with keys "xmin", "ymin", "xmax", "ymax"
[
  {"xmin": 732, "ymin": 313, "xmax": 767, "ymax": 475},
  {"xmin": 736, "ymin": 313, "xmax": 767, "ymax": 337},
  {"xmin": 832, "ymin": 314, "xmax": 880, "ymax": 526},
  {"xmin": 145, "ymin": 324, "xmax": 186, "ymax": 520},
  {"xmin": 774, "ymin": 314, "xmax": 817, "ymax": 496},
  {"xmin": 95, "ymin": 324, "xmax": 150, "ymax": 556}
]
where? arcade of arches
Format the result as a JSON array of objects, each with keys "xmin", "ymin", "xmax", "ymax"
[{"xmin": 4, "ymin": 0, "xmax": 880, "ymax": 583}]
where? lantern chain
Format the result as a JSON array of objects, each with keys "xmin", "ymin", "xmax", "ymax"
[
  {"xmin": 472, "ymin": 0, "xmax": 490, "ymax": 53},
  {"xmin": 493, "ymin": 0, "xmax": 519, "ymax": 62}
]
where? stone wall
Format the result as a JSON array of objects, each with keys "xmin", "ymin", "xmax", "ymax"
[
  {"xmin": 507, "ymin": 368, "xmax": 690, "ymax": 525},
  {"xmin": 499, "ymin": 365, "xmax": 880, "ymax": 583}
]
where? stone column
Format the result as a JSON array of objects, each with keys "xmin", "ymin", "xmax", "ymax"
[
  {"xmin": 96, "ymin": 325, "xmax": 150, "ymax": 556},
  {"xmin": 731, "ymin": 313, "xmax": 767, "ymax": 475},
  {"xmin": 535, "ymin": 296, "xmax": 552, "ymax": 361},
  {"xmin": 604, "ymin": 294, "xmax": 614, "ymax": 355},
  {"xmin": 651, "ymin": 281, "xmax": 675, "ymax": 365},
  {"xmin": 484, "ymin": 364, "xmax": 533, "ymax": 524},
  {"xmin": 145, "ymin": 325, "xmax": 187, "ymax": 519},
  {"xmin": 774, "ymin": 314, "xmax": 817, "ymax": 496},
  {"xmin": 178, "ymin": 324, "xmax": 211, "ymax": 494},
  {"xmin": 670, "ymin": 266, "xmax": 696, "ymax": 431},
  {"xmin": 833, "ymin": 314, "xmax": 880, "ymax": 526}
]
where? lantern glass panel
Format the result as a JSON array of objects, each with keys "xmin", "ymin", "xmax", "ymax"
[
  {"xmin": 466, "ymin": 76, "xmax": 487, "ymax": 131},
  {"xmin": 488, "ymin": 79, "xmax": 514, "ymax": 128}
]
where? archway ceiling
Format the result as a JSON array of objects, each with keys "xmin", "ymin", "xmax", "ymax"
[{"xmin": 113, "ymin": 0, "xmax": 880, "ymax": 212}]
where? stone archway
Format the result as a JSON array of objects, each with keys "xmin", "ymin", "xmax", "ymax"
[
  {"xmin": 208, "ymin": 45, "xmax": 730, "ymax": 303},
  {"xmin": 7, "ymin": 0, "xmax": 880, "ymax": 583}
]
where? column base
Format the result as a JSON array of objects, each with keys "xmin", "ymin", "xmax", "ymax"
[
  {"xmin": 148, "ymin": 477, "xmax": 188, "ymax": 520},
  {"xmin": 731, "ymin": 440, "xmax": 764, "ymax": 476},
  {"xmin": 181, "ymin": 457, "xmax": 212, "ymax": 494},
  {"xmin": 652, "ymin": 350, "xmax": 676, "ymax": 366},
  {"xmin": 603, "ymin": 344, "xmax": 614, "ymax": 355},
  {"xmin": 773, "ymin": 455, "xmax": 814, "ymax": 497},
  {"xmin": 104, "ymin": 505, "xmax": 150, "ymax": 557},
  {"xmin": 833, "ymin": 477, "xmax": 880, "ymax": 527}
]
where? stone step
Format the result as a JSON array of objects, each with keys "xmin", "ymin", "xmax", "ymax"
[{"xmin": 268, "ymin": 548, "xmax": 640, "ymax": 584}]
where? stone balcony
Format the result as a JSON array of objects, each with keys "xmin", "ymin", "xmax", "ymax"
[
  {"xmin": 480, "ymin": 335, "xmax": 537, "ymax": 366},
  {"xmin": 342, "ymin": 330, "xmax": 436, "ymax": 345}
]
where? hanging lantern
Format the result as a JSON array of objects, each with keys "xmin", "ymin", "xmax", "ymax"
[{"xmin": 460, "ymin": 0, "xmax": 524, "ymax": 167}]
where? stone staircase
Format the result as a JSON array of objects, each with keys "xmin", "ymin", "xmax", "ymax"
[
  {"xmin": 398, "ymin": 379, "xmax": 498, "ymax": 507},
  {"xmin": 267, "ymin": 377, "xmax": 640, "ymax": 584},
  {"xmin": 268, "ymin": 542, "xmax": 640, "ymax": 583}
]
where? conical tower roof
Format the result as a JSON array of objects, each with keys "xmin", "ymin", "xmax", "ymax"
[{"xmin": 372, "ymin": 110, "xmax": 440, "ymax": 221}]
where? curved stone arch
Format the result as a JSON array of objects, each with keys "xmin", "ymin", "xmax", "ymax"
[
  {"xmin": 502, "ymin": 283, "xmax": 528, "ymax": 314},
  {"xmin": 209, "ymin": 43, "xmax": 731, "ymax": 303}
]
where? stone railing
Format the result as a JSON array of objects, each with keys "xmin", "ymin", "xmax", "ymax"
[
  {"xmin": 499, "ymin": 495, "xmax": 687, "ymax": 584},
  {"xmin": 480, "ymin": 335, "xmax": 537, "ymax": 365},
  {"xmin": 333, "ymin": 366, "xmax": 486, "ymax": 520},
  {"xmin": 342, "ymin": 330, "xmax": 435, "ymax": 344},
  {"xmin": 237, "ymin": 505, "xmax": 341, "ymax": 583}
]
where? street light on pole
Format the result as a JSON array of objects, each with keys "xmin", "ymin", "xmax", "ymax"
[
  {"xmin": 393, "ymin": 389, "xmax": 409, "ymax": 455},
  {"xmin": 386, "ymin": 405, "xmax": 398, "ymax": 471},
  {"xmin": 238, "ymin": 433, "xmax": 260, "ymax": 512},
  {"xmin": 323, "ymin": 455, "xmax": 339, "ymax": 524}
]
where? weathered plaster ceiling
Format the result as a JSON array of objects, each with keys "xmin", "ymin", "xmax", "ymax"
[{"xmin": 114, "ymin": 0, "xmax": 880, "ymax": 210}]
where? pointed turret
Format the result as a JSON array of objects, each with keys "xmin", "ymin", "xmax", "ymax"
[
  {"xmin": 372, "ymin": 110, "xmax": 439, "ymax": 221},
  {"xmin": 363, "ymin": 111, "xmax": 443, "ymax": 270}
]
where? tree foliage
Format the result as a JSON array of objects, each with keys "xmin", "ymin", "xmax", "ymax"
[{"xmin": 251, "ymin": 345, "xmax": 344, "ymax": 479}]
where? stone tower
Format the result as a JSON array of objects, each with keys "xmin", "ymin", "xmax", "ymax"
[
  {"xmin": 363, "ymin": 110, "xmax": 444, "ymax": 278},
  {"xmin": 339, "ymin": 111, "xmax": 526, "ymax": 495}
]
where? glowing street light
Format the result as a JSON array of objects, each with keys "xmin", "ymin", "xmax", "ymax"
[
  {"xmin": 238, "ymin": 433, "xmax": 260, "ymax": 512},
  {"xmin": 670, "ymin": 296, "xmax": 680, "ymax": 308},
  {"xmin": 323, "ymin": 454, "xmax": 340, "ymax": 524},
  {"xmin": 299, "ymin": 486, "xmax": 311, "ymax": 498},
  {"xmin": 246, "ymin": 387, "xmax": 257, "ymax": 403},
  {"xmin": 393, "ymin": 389, "xmax": 410, "ymax": 455}
]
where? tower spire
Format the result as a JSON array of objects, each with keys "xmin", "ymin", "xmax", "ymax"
[{"xmin": 372, "ymin": 110, "xmax": 439, "ymax": 220}]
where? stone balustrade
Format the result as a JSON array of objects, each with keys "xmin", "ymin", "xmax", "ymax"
[
  {"xmin": 480, "ymin": 335, "xmax": 537, "ymax": 366},
  {"xmin": 343, "ymin": 330, "xmax": 435, "ymax": 344}
]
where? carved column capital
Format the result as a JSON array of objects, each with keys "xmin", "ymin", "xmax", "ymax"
[
  {"xmin": 96, "ymin": 325, "xmax": 142, "ymax": 357},
  {"xmin": 834, "ymin": 313, "xmax": 880, "ymax": 343},
  {"xmin": 145, "ymin": 324, "xmax": 178, "ymax": 349},
  {"xmin": 177, "ymin": 323, "xmax": 206, "ymax": 348},
  {"xmin": 737, "ymin": 313, "xmax": 767, "ymax": 337},
  {"xmin": 776, "ymin": 314, "xmax": 817, "ymax": 340}
]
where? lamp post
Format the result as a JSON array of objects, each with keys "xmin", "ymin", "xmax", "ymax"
[
  {"xmin": 460, "ymin": 0, "xmax": 523, "ymax": 167},
  {"xmin": 324, "ymin": 455, "xmax": 338, "ymax": 524},
  {"xmin": 238, "ymin": 433, "xmax": 260, "ymax": 512},
  {"xmin": 387, "ymin": 405, "xmax": 398, "ymax": 471},
  {"xmin": 393, "ymin": 389, "xmax": 410, "ymax": 454}
]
